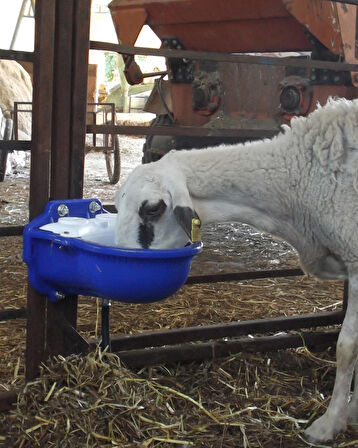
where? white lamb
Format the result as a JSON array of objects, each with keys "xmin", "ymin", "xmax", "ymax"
[{"xmin": 115, "ymin": 97, "xmax": 358, "ymax": 443}]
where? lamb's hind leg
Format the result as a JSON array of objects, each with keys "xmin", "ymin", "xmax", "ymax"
[
  {"xmin": 304, "ymin": 268, "xmax": 358, "ymax": 443},
  {"xmin": 347, "ymin": 360, "xmax": 358, "ymax": 423}
]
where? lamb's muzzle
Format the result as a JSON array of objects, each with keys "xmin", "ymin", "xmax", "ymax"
[{"xmin": 114, "ymin": 97, "xmax": 358, "ymax": 443}]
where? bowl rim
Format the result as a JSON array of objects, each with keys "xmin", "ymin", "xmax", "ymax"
[{"xmin": 30, "ymin": 229, "xmax": 203, "ymax": 259}]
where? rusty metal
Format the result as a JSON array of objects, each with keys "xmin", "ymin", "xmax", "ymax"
[
  {"xmin": 324, "ymin": 0, "xmax": 358, "ymax": 4},
  {"xmin": 45, "ymin": 0, "xmax": 90, "ymax": 361},
  {"xmin": 110, "ymin": 6, "xmax": 147, "ymax": 47},
  {"xmin": 187, "ymin": 268, "xmax": 304, "ymax": 284},
  {"xmin": 0, "ymin": 226, "xmax": 24, "ymax": 237},
  {"xmin": 0, "ymin": 49, "xmax": 34, "ymax": 62},
  {"xmin": 69, "ymin": 0, "xmax": 91, "ymax": 199},
  {"xmin": 13, "ymin": 102, "xmax": 32, "ymax": 141},
  {"xmin": 104, "ymin": 311, "xmax": 344, "ymax": 352},
  {"xmin": 113, "ymin": 329, "xmax": 340, "ymax": 368},
  {"xmin": 109, "ymin": 0, "xmax": 311, "ymax": 53},
  {"xmin": 106, "ymin": 0, "xmax": 358, "ymax": 152},
  {"xmin": 283, "ymin": 0, "xmax": 344, "ymax": 57},
  {"xmin": 0, "ymin": 141, "xmax": 31, "ymax": 151},
  {"xmin": 25, "ymin": 0, "xmax": 56, "ymax": 382},
  {"xmin": 0, "ymin": 308, "xmax": 27, "ymax": 322},
  {"xmin": 283, "ymin": 0, "xmax": 358, "ymax": 85},
  {"xmin": 25, "ymin": 0, "xmax": 91, "ymax": 380},
  {"xmin": 142, "ymin": 70, "xmax": 167, "ymax": 79},
  {"xmin": 86, "ymin": 102, "xmax": 116, "ymax": 150},
  {"xmin": 89, "ymin": 41, "xmax": 358, "ymax": 73},
  {"xmin": 87, "ymin": 124, "xmax": 279, "ymax": 139},
  {"xmin": 50, "ymin": 0, "xmax": 75, "ymax": 200},
  {"xmin": 0, "ymin": 118, "xmax": 13, "ymax": 181}
]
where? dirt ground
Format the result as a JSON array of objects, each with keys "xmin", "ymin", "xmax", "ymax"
[{"xmin": 0, "ymin": 135, "xmax": 355, "ymax": 447}]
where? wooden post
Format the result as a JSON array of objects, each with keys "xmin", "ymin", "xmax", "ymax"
[
  {"xmin": 26, "ymin": 0, "xmax": 56, "ymax": 381},
  {"xmin": 26, "ymin": 0, "xmax": 91, "ymax": 380}
]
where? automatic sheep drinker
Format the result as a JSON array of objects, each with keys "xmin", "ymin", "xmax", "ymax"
[{"xmin": 23, "ymin": 199, "xmax": 202, "ymax": 303}]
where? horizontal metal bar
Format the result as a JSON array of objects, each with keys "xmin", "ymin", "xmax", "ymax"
[
  {"xmin": 142, "ymin": 70, "xmax": 167, "ymax": 79},
  {"xmin": 0, "ymin": 226, "xmax": 24, "ymax": 237},
  {"xmin": 324, "ymin": 0, "xmax": 358, "ymax": 5},
  {"xmin": 115, "ymin": 329, "xmax": 340, "ymax": 368},
  {"xmin": 0, "ymin": 49, "xmax": 34, "ymax": 62},
  {"xmin": 187, "ymin": 268, "xmax": 304, "ymax": 284},
  {"xmin": 0, "ymin": 308, "xmax": 27, "ymax": 321},
  {"xmin": 87, "ymin": 124, "xmax": 279, "ymax": 139},
  {"xmin": 90, "ymin": 41, "xmax": 358, "ymax": 72},
  {"xmin": 0, "ymin": 141, "xmax": 31, "ymax": 151},
  {"xmin": 105, "ymin": 310, "xmax": 343, "ymax": 352}
]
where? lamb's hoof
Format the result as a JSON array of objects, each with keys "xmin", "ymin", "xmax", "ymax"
[{"xmin": 304, "ymin": 414, "xmax": 346, "ymax": 444}]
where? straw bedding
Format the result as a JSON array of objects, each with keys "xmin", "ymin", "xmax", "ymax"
[{"xmin": 1, "ymin": 236, "xmax": 358, "ymax": 447}]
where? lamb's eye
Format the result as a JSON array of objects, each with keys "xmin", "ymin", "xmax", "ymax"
[{"xmin": 139, "ymin": 199, "xmax": 167, "ymax": 221}]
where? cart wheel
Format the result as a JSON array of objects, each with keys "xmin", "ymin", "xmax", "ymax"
[{"xmin": 105, "ymin": 134, "xmax": 121, "ymax": 184}]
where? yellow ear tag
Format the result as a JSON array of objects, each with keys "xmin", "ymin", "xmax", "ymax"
[{"xmin": 191, "ymin": 218, "xmax": 201, "ymax": 242}]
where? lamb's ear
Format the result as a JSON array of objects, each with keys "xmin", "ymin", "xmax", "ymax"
[
  {"xmin": 174, "ymin": 206, "xmax": 200, "ymax": 239},
  {"xmin": 166, "ymin": 175, "xmax": 201, "ymax": 241}
]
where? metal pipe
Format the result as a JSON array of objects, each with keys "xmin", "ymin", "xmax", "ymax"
[
  {"xmin": 9, "ymin": 0, "xmax": 30, "ymax": 50},
  {"xmin": 90, "ymin": 41, "xmax": 358, "ymax": 73},
  {"xmin": 0, "ymin": 49, "xmax": 34, "ymax": 62},
  {"xmin": 323, "ymin": 0, "xmax": 358, "ymax": 5},
  {"xmin": 0, "ymin": 308, "xmax": 27, "ymax": 321},
  {"xmin": 115, "ymin": 329, "xmax": 340, "ymax": 368},
  {"xmin": 106, "ymin": 310, "xmax": 344, "ymax": 352},
  {"xmin": 101, "ymin": 299, "xmax": 111, "ymax": 352},
  {"xmin": 87, "ymin": 124, "xmax": 279, "ymax": 139},
  {"xmin": 0, "ymin": 141, "xmax": 31, "ymax": 151},
  {"xmin": 0, "ymin": 226, "xmax": 24, "ymax": 237},
  {"xmin": 141, "ymin": 70, "xmax": 168, "ymax": 78},
  {"xmin": 187, "ymin": 268, "xmax": 304, "ymax": 284}
]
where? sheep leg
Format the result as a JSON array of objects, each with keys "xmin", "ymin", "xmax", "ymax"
[
  {"xmin": 347, "ymin": 360, "xmax": 358, "ymax": 423},
  {"xmin": 304, "ymin": 270, "xmax": 358, "ymax": 443}
]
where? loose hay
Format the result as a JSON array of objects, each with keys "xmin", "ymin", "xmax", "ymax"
[
  {"xmin": 0, "ymin": 237, "xmax": 355, "ymax": 447},
  {"xmin": 1, "ymin": 347, "xmax": 358, "ymax": 447}
]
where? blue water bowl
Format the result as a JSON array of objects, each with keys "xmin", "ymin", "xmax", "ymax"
[{"xmin": 23, "ymin": 199, "xmax": 203, "ymax": 303}]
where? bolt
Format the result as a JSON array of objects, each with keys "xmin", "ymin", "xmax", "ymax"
[
  {"xmin": 55, "ymin": 291, "xmax": 66, "ymax": 300},
  {"xmin": 89, "ymin": 201, "xmax": 101, "ymax": 214},
  {"xmin": 333, "ymin": 75, "xmax": 341, "ymax": 84},
  {"xmin": 57, "ymin": 204, "xmax": 69, "ymax": 217}
]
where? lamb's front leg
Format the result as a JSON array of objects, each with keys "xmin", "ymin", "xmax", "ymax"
[{"xmin": 305, "ymin": 271, "xmax": 358, "ymax": 443}]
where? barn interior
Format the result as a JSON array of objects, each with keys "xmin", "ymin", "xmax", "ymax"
[{"xmin": 0, "ymin": 1, "xmax": 357, "ymax": 446}]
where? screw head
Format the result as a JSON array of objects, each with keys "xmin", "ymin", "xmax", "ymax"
[
  {"xmin": 55, "ymin": 291, "xmax": 66, "ymax": 300},
  {"xmin": 89, "ymin": 201, "xmax": 101, "ymax": 214},
  {"xmin": 57, "ymin": 204, "xmax": 69, "ymax": 217}
]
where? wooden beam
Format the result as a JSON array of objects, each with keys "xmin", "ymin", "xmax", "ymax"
[{"xmin": 25, "ymin": 0, "xmax": 56, "ymax": 382}]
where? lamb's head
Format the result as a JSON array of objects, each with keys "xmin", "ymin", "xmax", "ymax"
[{"xmin": 114, "ymin": 163, "xmax": 200, "ymax": 249}]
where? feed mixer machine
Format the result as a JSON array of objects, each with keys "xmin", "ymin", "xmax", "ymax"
[{"xmin": 108, "ymin": 0, "xmax": 358, "ymax": 161}]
